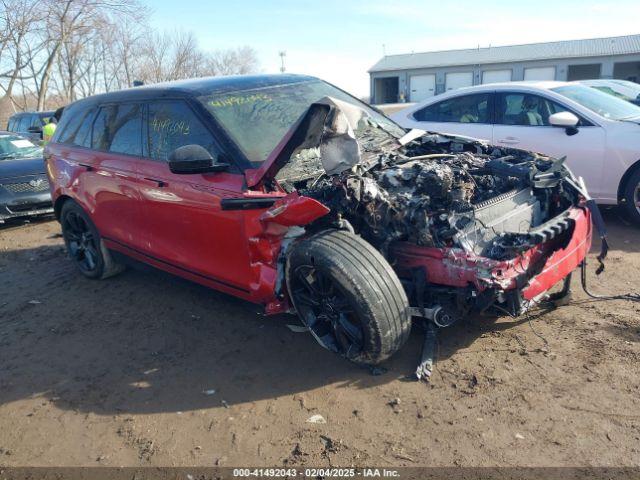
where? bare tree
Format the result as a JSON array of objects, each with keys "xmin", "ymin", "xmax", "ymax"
[
  {"xmin": 35, "ymin": 0, "xmax": 144, "ymax": 109},
  {"xmin": 0, "ymin": 0, "xmax": 46, "ymax": 124},
  {"xmin": 205, "ymin": 46, "xmax": 259, "ymax": 76},
  {"xmin": 0, "ymin": 0, "xmax": 260, "ymax": 121}
]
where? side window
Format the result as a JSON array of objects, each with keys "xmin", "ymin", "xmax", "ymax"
[
  {"xmin": 30, "ymin": 115, "xmax": 41, "ymax": 128},
  {"xmin": 7, "ymin": 118, "xmax": 15, "ymax": 131},
  {"xmin": 495, "ymin": 93, "xmax": 588, "ymax": 126},
  {"xmin": 17, "ymin": 116, "xmax": 30, "ymax": 132},
  {"xmin": 57, "ymin": 107, "xmax": 96, "ymax": 147},
  {"xmin": 92, "ymin": 103, "xmax": 143, "ymax": 155},
  {"xmin": 413, "ymin": 94, "xmax": 490, "ymax": 123},
  {"xmin": 146, "ymin": 101, "xmax": 219, "ymax": 161}
]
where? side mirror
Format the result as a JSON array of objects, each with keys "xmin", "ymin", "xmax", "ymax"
[
  {"xmin": 27, "ymin": 126, "xmax": 42, "ymax": 134},
  {"xmin": 168, "ymin": 145, "xmax": 229, "ymax": 174},
  {"xmin": 549, "ymin": 111, "xmax": 579, "ymax": 136}
]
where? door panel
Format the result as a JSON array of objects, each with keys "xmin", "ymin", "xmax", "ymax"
[
  {"xmin": 85, "ymin": 151, "xmax": 143, "ymax": 248},
  {"xmin": 492, "ymin": 92, "xmax": 606, "ymax": 197},
  {"xmin": 137, "ymin": 99, "xmax": 255, "ymax": 291},
  {"xmin": 410, "ymin": 74, "xmax": 436, "ymax": 102},
  {"xmin": 137, "ymin": 160, "xmax": 254, "ymax": 291},
  {"xmin": 493, "ymin": 125, "xmax": 606, "ymax": 197}
]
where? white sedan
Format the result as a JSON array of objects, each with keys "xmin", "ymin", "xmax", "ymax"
[{"xmin": 391, "ymin": 81, "xmax": 640, "ymax": 224}]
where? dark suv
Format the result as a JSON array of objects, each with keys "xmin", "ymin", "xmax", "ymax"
[
  {"xmin": 7, "ymin": 111, "xmax": 54, "ymax": 142},
  {"xmin": 45, "ymin": 74, "xmax": 592, "ymax": 366}
]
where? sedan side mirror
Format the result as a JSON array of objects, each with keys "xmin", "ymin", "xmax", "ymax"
[
  {"xmin": 168, "ymin": 145, "xmax": 229, "ymax": 174},
  {"xmin": 549, "ymin": 111, "xmax": 579, "ymax": 136}
]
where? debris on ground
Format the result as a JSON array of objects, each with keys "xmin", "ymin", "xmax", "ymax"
[{"xmin": 306, "ymin": 414, "xmax": 327, "ymax": 424}]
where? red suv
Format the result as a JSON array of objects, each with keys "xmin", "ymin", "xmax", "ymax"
[{"xmin": 46, "ymin": 74, "xmax": 592, "ymax": 366}]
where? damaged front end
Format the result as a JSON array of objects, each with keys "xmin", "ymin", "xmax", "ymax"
[{"xmin": 260, "ymin": 97, "xmax": 594, "ymax": 325}]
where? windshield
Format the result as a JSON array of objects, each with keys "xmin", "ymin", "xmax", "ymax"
[
  {"xmin": 0, "ymin": 134, "xmax": 42, "ymax": 160},
  {"xmin": 199, "ymin": 79, "xmax": 404, "ymax": 165},
  {"xmin": 552, "ymin": 84, "xmax": 640, "ymax": 120}
]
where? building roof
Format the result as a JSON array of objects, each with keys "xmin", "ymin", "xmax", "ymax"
[{"xmin": 369, "ymin": 34, "xmax": 640, "ymax": 73}]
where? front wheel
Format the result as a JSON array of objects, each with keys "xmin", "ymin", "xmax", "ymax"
[
  {"xmin": 60, "ymin": 201, "xmax": 125, "ymax": 279},
  {"xmin": 622, "ymin": 169, "xmax": 640, "ymax": 226},
  {"xmin": 286, "ymin": 230, "xmax": 411, "ymax": 365}
]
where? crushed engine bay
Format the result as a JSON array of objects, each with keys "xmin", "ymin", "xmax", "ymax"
[{"xmin": 276, "ymin": 122, "xmax": 579, "ymax": 262}]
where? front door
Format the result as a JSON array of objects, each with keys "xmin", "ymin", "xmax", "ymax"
[
  {"xmin": 136, "ymin": 99, "xmax": 254, "ymax": 294},
  {"xmin": 492, "ymin": 92, "xmax": 606, "ymax": 198}
]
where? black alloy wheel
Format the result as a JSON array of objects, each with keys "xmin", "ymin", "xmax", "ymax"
[{"xmin": 290, "ymin": 264, "xmax": 365, "ymax": 359}]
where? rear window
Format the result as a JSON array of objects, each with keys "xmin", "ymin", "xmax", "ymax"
[
  {"xmin": 413, "ymin": 94, "xmax": 491, "ymax": 123},
  {"xmin": 92, "ymin": 103, "xmax": 143, "ymax": 156}
]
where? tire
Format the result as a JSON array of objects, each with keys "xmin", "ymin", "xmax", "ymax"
[
  {"xmin": 621, "ymin": 169, "xmax": 640, "ymax": 226},
  {"xmin": 60, "ymin": 201, "xmax": 125, "ymax": 279},
  {"xmin": 286, "ymin": 230, "xmax": 411, "ymax": 365}
]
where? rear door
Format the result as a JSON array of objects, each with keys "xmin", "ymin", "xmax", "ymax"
[
  {"xmin": 408, "ymin": 92, "xmax": 494, "ymax": 141},
  {"xmin": 492, "ymin": 91, "xmax": 606, "ymax": 197},
  {"xmin": 135, "ymin": 99, "xmax": 254, "ymax": 294},
  {"xmin": 83, "ymin": 102, "xmax": 146, "ymax": 249}
]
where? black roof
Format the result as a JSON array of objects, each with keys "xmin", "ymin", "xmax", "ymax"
[
  {"xmin": 10, "ymin": 110, "xmax": 54, "ymax": 117},
  {"xmin": 68, "ymin": 74, "xmax": 319, "ymax": 109}
]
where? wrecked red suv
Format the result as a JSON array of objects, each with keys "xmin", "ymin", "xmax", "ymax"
[{"xmin": 46, "ymin": 74, "xmax": 593, "ymax": 367}]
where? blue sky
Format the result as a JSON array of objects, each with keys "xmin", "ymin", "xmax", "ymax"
[{"xmin": 149, "ymin": 0, "xmax": 640, "ymax": 97}]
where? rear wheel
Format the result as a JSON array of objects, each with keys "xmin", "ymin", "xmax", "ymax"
[
  {"xmin": 622, "ymin": 169, "xmax": 640, "ymax": 226},
  {"xmin": 60, "ymin": 201, "xmax": 124, "ymax": 279},
  {"xmin": 286, "ymin": 230, "xmax": 411, "ymax": 365}
]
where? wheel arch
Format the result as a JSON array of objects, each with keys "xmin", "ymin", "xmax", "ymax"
[
  {"xmin": 53, "ymin": 195, "xmax": 73, "ymax": 220},
  {"xmin": 617, "ymin": 158, "xmax": 640, "ymax": 203}
]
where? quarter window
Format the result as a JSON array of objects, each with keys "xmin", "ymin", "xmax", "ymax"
[
  {"xmin": 146, "ymin": 101, "xmax": 218, "ymax": 162},
  {"xmin": 92, "ymin": 103, "xmax": 143, "ymax": 155},
  {"xmin": 413, "ymin": 94, "xmax": 491, "ymax": 123}
]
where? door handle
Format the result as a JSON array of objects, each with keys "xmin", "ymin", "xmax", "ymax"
[
  {"xmin": 498, "ymin": 137, "xmax": 520, "ymax": 145},
  {"xmin": 143, "ymin": 177, "xmax": 167, "ymax": 187},
  {"xmin": 78, "ymin": 163, "xmax": 94, "ymax": 171}
]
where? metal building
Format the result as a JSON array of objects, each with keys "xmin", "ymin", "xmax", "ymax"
[{"xmin": 369, "ymin": 34, "xmax": 640, "ymax": 104}]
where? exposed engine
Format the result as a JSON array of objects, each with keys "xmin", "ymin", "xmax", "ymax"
[{"xmin": 285, "ymin": 132, "xmax": 578, "ymax": 260}]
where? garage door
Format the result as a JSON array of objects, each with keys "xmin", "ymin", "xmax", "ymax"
[
  {"xmin": 409, "ymin": 74, "xmax": 436, "ymax": 102},
  {"xmin": 445, "ymin": 72, "xmax": 473, "ymax": 91},
  {"xmin": 524, "ymin": 67, "xmax": 556, "ymax": 81},
  {"xmin": 482, "ymin": 69, "xmax": 512, "ymax": 84}
]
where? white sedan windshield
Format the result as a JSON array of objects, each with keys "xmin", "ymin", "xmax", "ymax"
[{"xmin": 552, "ymin": 84, "xmax": 640, "ymax": 121}]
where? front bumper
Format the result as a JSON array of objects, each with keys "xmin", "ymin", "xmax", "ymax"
[
  {"xmin": 391, "ymin": 206, "xmax": 592, "ymax": 314},
  {"xmin": 0, "ymin": 175, "xmax": 53, "ymax": 221}
]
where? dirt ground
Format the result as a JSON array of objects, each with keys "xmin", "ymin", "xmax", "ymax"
[{"xmin": 0, "ymin": 208, "xmax": 639, "ymax": 468}]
